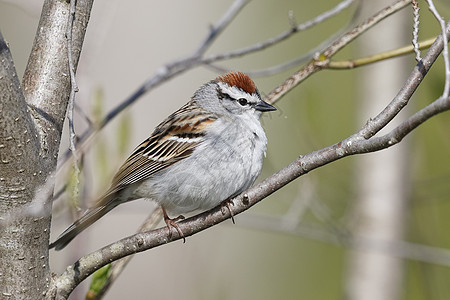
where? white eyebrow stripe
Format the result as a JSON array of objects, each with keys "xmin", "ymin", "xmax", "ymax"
[{"xmin": 218, "ymin": 81, "xmax": 257, "ymax": 102}]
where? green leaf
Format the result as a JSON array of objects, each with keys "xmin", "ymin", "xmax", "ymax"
[{"xmin": 86, "ymin": 264, "xmax": 111, "ymax": 300}]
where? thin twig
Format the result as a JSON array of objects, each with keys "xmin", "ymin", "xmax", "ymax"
[
  {"xmin": 202, "ymin": 0, "xmax": 358, "ymax": 64},
  {"xmin": 411, "ymin": 0, "xmax": 421, "ymax": 61},
  {"xmin": 426, "ymin": 0, "xmax": 450, "ymax": 97},
  {"xmin": 67, "ymin": 0, "xmax": 79, "ymax": 153},
  {"xmin": 328, "ymin": 37, "xmax": 436, "ymax": 69},
  {"xmin": 193, "ymin": 0, "xmax": 250, "ymax": 57},
  {"xmin": 66, "ymin": 0, "xmax": 81, "ymax": 207}
]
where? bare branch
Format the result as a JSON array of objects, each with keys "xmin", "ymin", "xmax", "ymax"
[
  {"xmin": 357, "ymin": 24, "xmax": 449, "ymax": 140},
  {"xmin": 426, "ymin": 0, "xmax": 450, "ymax": 97},
  {"xmin": 328, "ymin": 37, "xmax": 436, "ymax": 69},
  {"xmin": 23, "ymin": 0, "xmax": 93, "ymax": 164},
  {"xmin": 66, "ymin": 0, "xmax": 81, "ymax": 208},
  {"xmin": 193, "ymin": 0, "xmax": 250, "ymax": 57},
  {"xmin": 202, "ymin": 0, "xmax": 358, "ymax": 64},
  {"xmin": 357, "ymin": 96, "xmax": 450, "ymax": 151},
  {"xmin": 0, "ymin": 33, "xmax": 27, "ymax": 115},
  {"xmin": 67, "ymin": 0, "xmax": 79, "ymax": 154},
  {"xmin": 411, "ymin": 0, "xmax": 421, "ymax": 61}
]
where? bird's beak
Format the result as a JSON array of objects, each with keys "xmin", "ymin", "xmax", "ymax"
[{"xmin": 255, "ymin": 100, "xmax": 276, "ymax": 112}]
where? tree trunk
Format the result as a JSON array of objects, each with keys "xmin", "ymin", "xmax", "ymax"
[
  {"xmin": 0, "ymin": 29, "xmax": 48, "ymax": 299},
  {"xmin": 0, "ymin": 1, "xmax": 93, "ymax": 298}
]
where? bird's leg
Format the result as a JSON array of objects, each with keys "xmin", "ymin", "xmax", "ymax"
[
  {"xmin": 162, "ymin": 207, "xmax": 186, "ymax": 243},
  {"xmin": 220, "ymin": 198, "xmax": 235, "ymax": 224}
]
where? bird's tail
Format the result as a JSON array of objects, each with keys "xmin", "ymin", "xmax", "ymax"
[{"xmin": 49, "ymin": 193, "xmax": 119, "ymax": 251}]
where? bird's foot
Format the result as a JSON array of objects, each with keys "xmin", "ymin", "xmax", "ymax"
[
  {"xmin": 220, "ymin": 199, "xmax": 235, "ymax": 224},
  {"xmin": 162, "ymin": 208, "xmax": 186, "ymax": 243}
]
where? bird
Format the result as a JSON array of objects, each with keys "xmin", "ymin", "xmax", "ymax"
[{"xmin": 50, "ymin": 71, "xmax": 276, "ymax": 250}]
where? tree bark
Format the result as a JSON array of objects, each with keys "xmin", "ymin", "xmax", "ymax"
[
  {"xmin": 0, "ymin": 1, "xmax": 93, "ymax": 298},
  {"xmin": 0, "ymin": 29, "xmax": 46, "ymax": 300}
]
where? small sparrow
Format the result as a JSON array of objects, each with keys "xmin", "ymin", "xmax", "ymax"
[{"xmin": 50, "ymin": 71, "xmax": 276, "ymax": 250}]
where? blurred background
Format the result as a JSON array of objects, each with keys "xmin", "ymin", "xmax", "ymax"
[{"xmin": 1, "ymin": 0, "xmax": 450, "ymax": 299}]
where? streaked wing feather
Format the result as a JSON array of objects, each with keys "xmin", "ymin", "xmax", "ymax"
[{"xmin": 109, "ymin": 101, "xmax": 217, "ymax": 192}]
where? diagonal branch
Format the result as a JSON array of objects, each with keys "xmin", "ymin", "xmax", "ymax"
[
  {"xmin": 265, "ymin": 0, "xmax": 412, "ymax": 106},
  {"xmin": 354, "ymin": 96, "xmax": 450, "ymax": 152},
  {"xmin": 23, "ymin": 0, "xmax": 93, "ymax": 164},
  {"xmin": 357, "ymin": 20, "xmax": 450, "ymax": 140},
  {"xmin": 193, "ymin": 0, "xmax": 250, "ymax": 57},
  {"xmin": 202, "ymin": 0, "xmax": 358, "ymax": 64}
]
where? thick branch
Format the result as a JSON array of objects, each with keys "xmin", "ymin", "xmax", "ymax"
[
  {"xmin": 22, "ymin": 0, "xmax": 93, "ymax": 164},
  {"xmin": 356, "ymin": 96, "xmax": 450, "ymax": 152}
]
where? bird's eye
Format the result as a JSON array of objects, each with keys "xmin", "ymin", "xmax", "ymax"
[{"xmin": 238, "ymin": 98, "xmax": 248, "ymax": 106}]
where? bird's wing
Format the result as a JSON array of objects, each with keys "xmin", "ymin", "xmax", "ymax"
[{"xmin": 108, "ymin": 101, "xmax": 217, "ymax": 193}]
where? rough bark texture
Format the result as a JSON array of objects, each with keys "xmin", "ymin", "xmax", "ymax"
[
  {"xmin": 0, "ymin": 30, "xmax": 47, "ymax": 299},
  {"xmin": 0, "ymin": 1, "xmax": 93, "ymax": 299}
]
